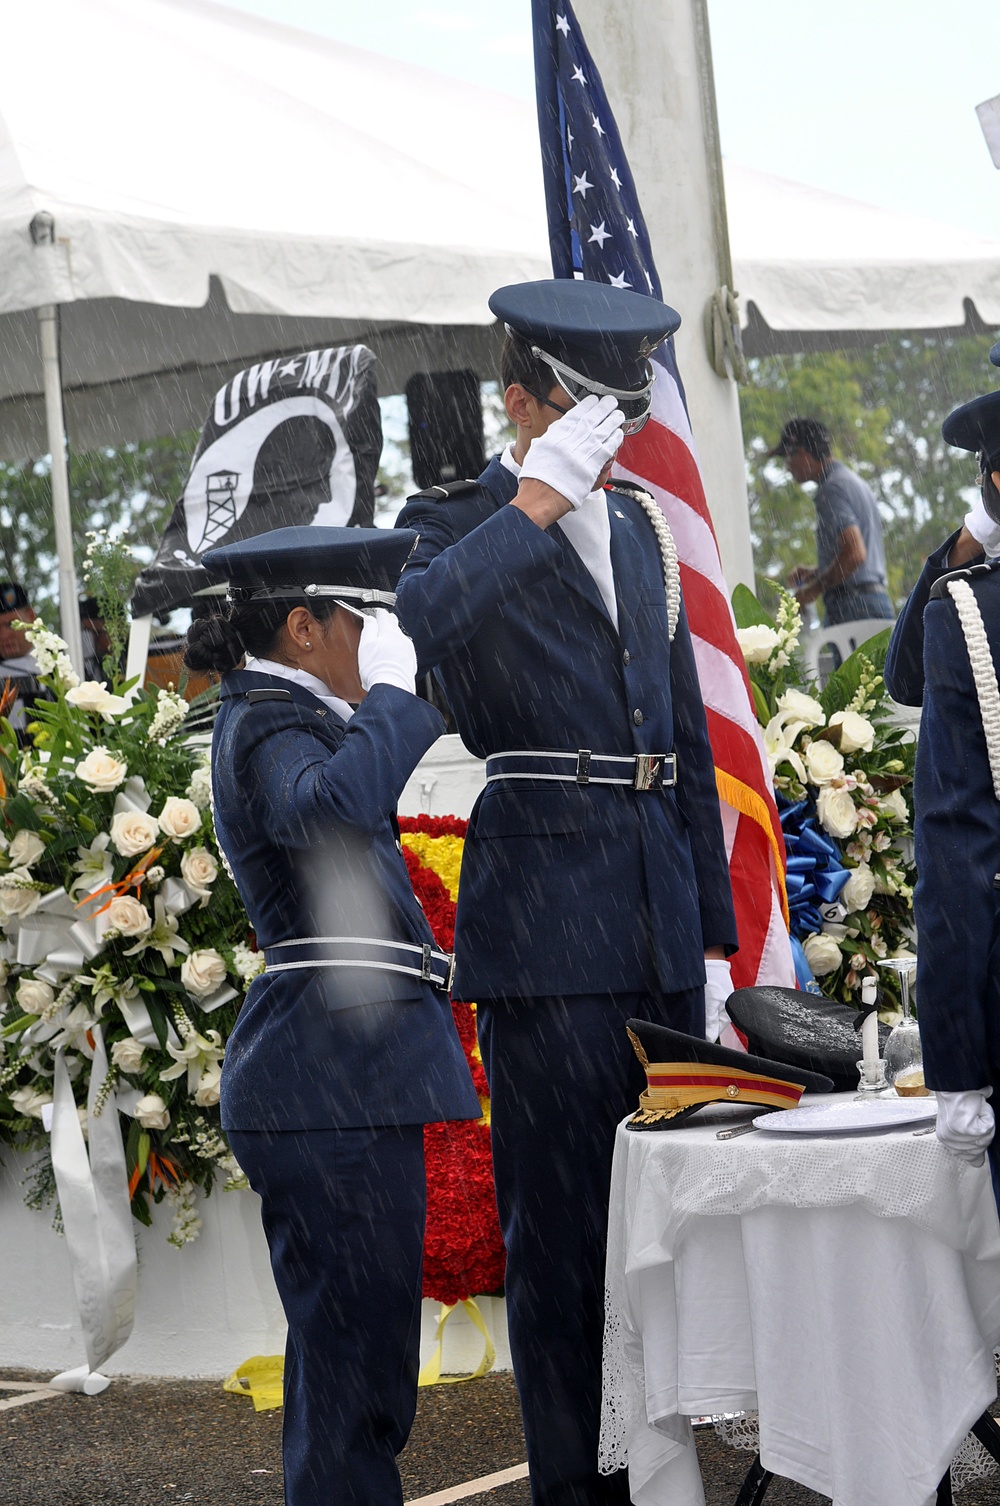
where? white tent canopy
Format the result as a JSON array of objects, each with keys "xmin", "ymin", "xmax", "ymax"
[
  {"xmin": 0, "ymin": 0, "xmax": 550, "ymax": 458},
  {"xmin": 726, "ymin": 163, "xmax": 1000, "ymax": 351},
  {"xmin": 1, "ymin": 0, "xmax": 999, "ymax": 462}
]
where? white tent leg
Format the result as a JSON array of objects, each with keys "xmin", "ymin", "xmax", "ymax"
[
  {"xmin": 125, "ymin": 614, "xmax": 152, "ymax": 690},
  {"xmin": 37, "ymin": 304, "xmax": 85, "ymax": 678}
]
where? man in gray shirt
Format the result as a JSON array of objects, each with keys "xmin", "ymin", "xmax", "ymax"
[{"xmin": 771, "ymin": 417, "xmax": 894, "ymax": 625}]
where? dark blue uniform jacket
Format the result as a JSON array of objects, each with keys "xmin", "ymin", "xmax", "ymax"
[
  {"xmin": 212, "ymin": 669, "xmax": 480, "ymax": 1131},
  {"xmin": 914, "ymin": 566, "xmax": 1000, "ymax": 1102},
  {"xmin": 885, "ymin": 530, "xmax": 985, "ymax": 706},
  {"xmin": 394, "ymin": 457, "xmax": 737, "ymax": 1002}
]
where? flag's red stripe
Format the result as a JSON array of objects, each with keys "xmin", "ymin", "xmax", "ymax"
[
  {"xmin": 678, "ymin": 563, "xmax": 752, "ymax": 684},
  {"xmin": 728, "ymin": 817, "xmax": 774, "ymax": 987},
  {"xmin": 621, "ymin": 413, "xmax": 716, "ymax": 534}
]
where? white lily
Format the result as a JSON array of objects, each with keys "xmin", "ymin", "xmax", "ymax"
[
  {"xmin": 763, "ymin": 716, "xmax": 807, "ymax": 782},
  {"xmin": 69, "ymin": 834, "xmax": 114, "ymax": 896},
  {"xmin": 122, "ymin": 895, "xmax": 190, "ymax": 964},
  {"xmin": 160, "ymin": 1027, "xmax": 225, "ymax": 1095}
]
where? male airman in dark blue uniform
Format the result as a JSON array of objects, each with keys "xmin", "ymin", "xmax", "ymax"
[
  {"xmin": 395, "ymin": 280, "xmax": 737, "ymax": 1506},
  {"xmin": 911, "ymin": 390, "xmax": 1000, "ymax": 1177}
]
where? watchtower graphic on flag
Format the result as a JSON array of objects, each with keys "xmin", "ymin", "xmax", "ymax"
[
  {"xmin": 532, "ymin": 0, "xmax": 793, "ymax": 991},
  {"xmin": 199, "ymin": 472, "xmax": 241, "ymax": 553}
]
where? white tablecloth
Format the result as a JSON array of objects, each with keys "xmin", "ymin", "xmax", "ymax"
[{"xmin": 600, "ymin": 1095, "xmax": 1000, "ymax": 1506}]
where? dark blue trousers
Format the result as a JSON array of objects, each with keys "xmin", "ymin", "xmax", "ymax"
[
  {"xmin": 228, "ymin": 1125, "xmax": 426, "ymax": 1506},
  {"xmin": 478, "ymin": 988, "xmax": 703, "ymax": 1506}
]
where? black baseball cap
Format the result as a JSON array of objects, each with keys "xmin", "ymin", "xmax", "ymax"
[{"xmin": 768, "ymin": 418, "xmax": 832, "ymax": 460}]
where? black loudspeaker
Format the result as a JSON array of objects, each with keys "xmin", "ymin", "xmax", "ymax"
[{"xmin": 406, "ymin": 370, "xmax": 485, "ymax": 490}]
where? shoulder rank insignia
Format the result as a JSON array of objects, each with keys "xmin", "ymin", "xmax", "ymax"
[
  {"xmin": 929, "ymin": 561, "xmax": 998, "ymax": 602},
  {"xmin": 245, "ymin": 688, "xmax": 293, "ymax": 704},
  {"xmin": 408, "ymin": 479, "xmax": 482, "ymax": 503}
]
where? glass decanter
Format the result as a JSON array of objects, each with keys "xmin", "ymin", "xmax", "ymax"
[{"xmin": 877, "ymin": 958, "xmax": 927, "ymax": 1095}]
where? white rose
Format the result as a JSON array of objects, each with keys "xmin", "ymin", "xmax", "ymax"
[
  {"xmin": 828, "ymin": 710, "xmax": 876, "ymax": 754},
  {"xmin": 841, "ymin": 863, "xmax": 876, "ymax": 914},
  {"xmin": 110, "ymin": 810, "xmax": 160, "ymax": 858},
  {"xmin": 880, "ymin": 788, "xmax": 908, "ymax": 824},
  {"xmin": 193, "ymin": 1063, "xmax": 223, "ymax": 1107},
  {"xmin": 16, "ymin": 977, "xmax": 55, "ymax": 1015},
  {"xmin": 7, "ymin": 830, "xmax": 45, "ymax": 869},
  {"xmin": 181, "ymin": 948, "xmax": 228, "ymax": 998},
  {"xmin": 106, "ymin": 895, "xmax": 152, "ymax": 936},
  {"xmin": 75, "ymin": 746, "xmax": 128, "ymax": 791},
  {"xmin": 65, "ymin": 682, "xmax": 127, "ymax": 718},
  {"xmin": 134, "ymin": 1092, "xmax": 170, "ymax": 1130},
  {"xmin": 776, "ymin": 688, "xmax": 826, "ymax": 728},
  {"xmin": 736, "ymin": 624, "xmax": 780, "ymax": 664},
  {"xmin": 111, "ymin": 1037, "xmax": 145, "ymax": 1073},
  {"xmin": 816, "ymin": 784, "xmax": 860, "ymax": 840},
  {"xmin": 158, "ymin": 797, "xmax": 202, "ymax": 840},
  {"xmin": 9, "ymin": 1086, "xmax": 52, "ymax": 1120},
  {"xmin": 803, "ymin": 931, "xmax": 844, "ymax": 978},
  {"xmin": 180, "ymin": 847, "xmax": 218, "ymax": 894},
  {"xmin": 0, "ymin": 871, "xmax": 40, "ymax": 919},
  {"xmin": 803, "ymin": 739, "xmax": 844, "ymax": 786}
]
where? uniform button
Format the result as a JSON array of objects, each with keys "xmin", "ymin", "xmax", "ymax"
[
  {"xmin": 622, "ymin": 649, "xmax": 631, "ymax": 665},
  {"xmin": 633, "ymin": 709, "xmax": 644, "ymax": 726}
]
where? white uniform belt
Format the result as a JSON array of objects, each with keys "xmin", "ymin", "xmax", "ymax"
[
  {"xmin": 263, "ymin": 936, "xmax": 455, "ymax": 992},
  {"xmin": 485, "ymin": 749, "xmax": 677, "ymax": 792}
]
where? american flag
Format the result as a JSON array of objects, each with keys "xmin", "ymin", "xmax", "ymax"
[{"xmin": 532, "ymin": 0, "xmax": 794, "ymax": 992}]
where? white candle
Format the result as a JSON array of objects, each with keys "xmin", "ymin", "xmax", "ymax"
[{"xmin": 860, "ymin": 976, "xmax": 879, "ymax": 1079}]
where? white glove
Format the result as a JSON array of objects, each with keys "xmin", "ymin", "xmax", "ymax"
[
  {"xmin": 936, "ymin": 1089, "xmax": 995, "ymax": 1166},
  {"xmin": 963, "ymin": 494, "xmax": 1000, "ymax": 558},
  {"xmin": 357, "ymin": 609, "xmax": 417, "ymax": 694},
  {"xmin": 519, "ymin": 393, "xmax": 625, "ymax": 511},
  {"xmin": 703, "ymin": 957, "xmax": 734, "ymax": 1043}
]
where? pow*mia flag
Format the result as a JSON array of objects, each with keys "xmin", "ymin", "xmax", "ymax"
[{"xmin": 131, "ymin": 345, "xmax": 381, "ymax": 617}]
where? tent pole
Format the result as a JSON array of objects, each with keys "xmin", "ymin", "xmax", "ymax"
[{"xmin": 37, "ymin": 304, "xmax": 85, "ymax": 678}]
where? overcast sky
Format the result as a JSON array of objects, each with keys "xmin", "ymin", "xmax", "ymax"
[{"xmin": 226, "ymin": 0, "xmax": 1000, "ymax": 240}]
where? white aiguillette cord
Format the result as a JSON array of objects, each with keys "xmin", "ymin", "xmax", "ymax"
[{"xmin": 48, "ymin": 1024, "xmax": 137, "ymax": 1395}]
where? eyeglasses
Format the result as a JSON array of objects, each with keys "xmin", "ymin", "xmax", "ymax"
[{"xmin": 522, "ymin": 385, "xmax": 650, "ymax": 437}]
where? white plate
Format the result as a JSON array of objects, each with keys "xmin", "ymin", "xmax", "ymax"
[{"xmin": 753, "ymin": 1098, "xmax": 936, "ymax": 1135}]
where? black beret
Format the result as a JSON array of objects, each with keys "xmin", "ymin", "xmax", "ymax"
[
  {"xmin": 625, "ymin": 1018, "xmax": 832, "ymax": 1130},
  {"xmin": 202, "ymin": 525, "xmax": 417, "ymax": 604},
  {"xmin": 0, "ymin": 582, "xmax": 29, "ymax": 613},
  {"xmin": 726, "ymin": 985, "xmax": 890, "ymax": 1094}
]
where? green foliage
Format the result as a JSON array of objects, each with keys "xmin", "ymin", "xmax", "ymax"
[
  {"xmin": 740, "ymin": 333, "xmax": 997, "ymax": 605},
  {"xmin": 0, "ymin": 433, "xmax": 196, "ymax": 615}
]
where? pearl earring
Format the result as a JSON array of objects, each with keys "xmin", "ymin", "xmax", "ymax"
[{"xmin": 305, "ymin": 641, "xmax": 312, "ymax": 648}]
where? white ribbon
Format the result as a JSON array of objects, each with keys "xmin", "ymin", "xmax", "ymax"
[
  {"xmin": 113, "ymin": 777, "xmax": 151, "ymax": 817},
  {"xmin": 117, "ymin": 993, "xmax": 180, "ymax": 1050},
  {"xmin": 49, "ymin": 1024, "xmax": 137, "ymax": 1393}
]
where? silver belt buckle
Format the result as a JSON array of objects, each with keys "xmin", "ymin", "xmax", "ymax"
[
  {"xmin": 445, "ymin": 952, "xmax": 456, "ymax": 992},
  {"xmin": 634, "ymin": 754, "xmax": 662, "ymax": 791}
]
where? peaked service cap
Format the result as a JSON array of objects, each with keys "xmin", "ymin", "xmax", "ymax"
[
  {"xmin": 942, "ymin": 391, "xmax": 1000, "ymax": 472},
  {"xmin": 489, "ymin": 278, "xmax": 680, "ymax": 426},
  {"xmin": 202, "ymin": 525, "xmax": 418, "ymax": 608},
  {"xmin": 726, "ymin": 984, "xmax": 890, "ymax": 1094},
  {"xmin": 990, "ymin": 340, "xmax": 1000, "ymax": 367},
  {"xmin": 625, "ymin": 1018, "xmax": 832, "ymax": 1130}
]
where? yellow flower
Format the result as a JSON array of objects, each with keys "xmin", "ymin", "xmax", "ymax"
[{"xmin": 400, "ymin": 833, "xmax": 465, "ymax": 901}]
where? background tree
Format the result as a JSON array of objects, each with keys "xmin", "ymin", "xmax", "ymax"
[{"xmin": 739, "ymin": 332, "xmax": 996, "ymax": 607}]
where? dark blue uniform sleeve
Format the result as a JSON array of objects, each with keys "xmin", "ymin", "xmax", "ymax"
[
  {"xmin": 395, "ymin": 497, "xmax": 562, "ymax": 672},
  {"xmin": 669, "ymin": 600, "xmax": 738, "ymax": 953},
  {"xmin": 885, "ymin": 530, "xmax": 981, "ymax": 706},
  {"xmin": 914, "ymin": 597, "xmax": 998, "ymax": 1090},
  {"xmin": 243, "ymin": 685, "xmax": 445, "ymax": 850}
]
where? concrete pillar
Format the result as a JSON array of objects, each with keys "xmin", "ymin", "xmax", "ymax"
[{"xmin": 572, "ymin": 0, "xmax": 755, "ymax": 591}]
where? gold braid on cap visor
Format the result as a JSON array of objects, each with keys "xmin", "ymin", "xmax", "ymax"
[{"xmin": 630, "ymin": 1059, "xmax": 808, "ymax": 1126}]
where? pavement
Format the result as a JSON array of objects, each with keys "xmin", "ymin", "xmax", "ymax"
[{"xmin": 1, "ymin": 1366, "xmax": 998, "ymax": 1506}]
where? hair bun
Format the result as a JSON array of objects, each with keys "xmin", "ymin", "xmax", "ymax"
[{"xmin": 182, "ymin": 615, "xmax": 245, "ymax": 675}]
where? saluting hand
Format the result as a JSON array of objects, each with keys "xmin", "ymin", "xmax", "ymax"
[
  {"xmin": 519, "ymin": 393, "xmax": 625, "ymax": 513},
  {"xmin": 357, "ymin": 609, "xmax": 418, "ymax": 695}
]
